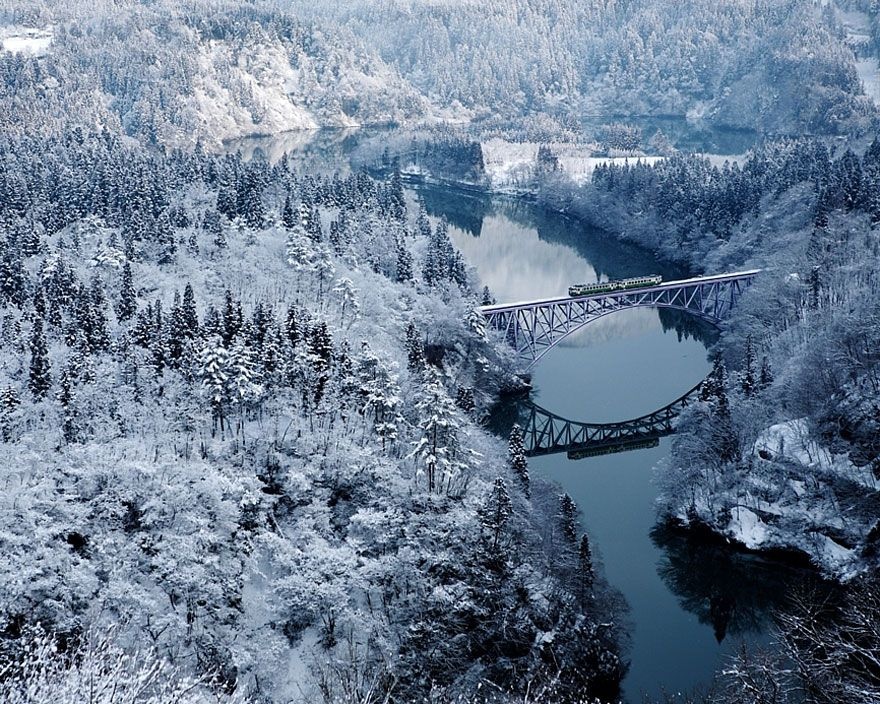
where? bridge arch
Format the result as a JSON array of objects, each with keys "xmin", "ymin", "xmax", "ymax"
[
  {"xmin": 526, "ymin": 303, "xmax": 720, "ymax": 367},
  {"xmin": 479, "ymin": 270, "xmax": 760, "ymax": 368},
  {"xmin": 521, "ymin": 378, "xmax": 706, "ymax": 458}
]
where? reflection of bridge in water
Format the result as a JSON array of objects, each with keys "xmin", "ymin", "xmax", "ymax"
[{"xmin": 522, "ymin": 379, "xmax": 705, "ymax": 459}]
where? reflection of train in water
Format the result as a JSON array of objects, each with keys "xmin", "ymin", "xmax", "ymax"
[{"xmin": 568, "ymin": 274, "xmax": 662, "ymax": 297}]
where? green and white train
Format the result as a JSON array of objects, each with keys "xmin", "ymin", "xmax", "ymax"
[{"xmin": 568, "ymin": 274, "xmax": 662, "ymax": 297}]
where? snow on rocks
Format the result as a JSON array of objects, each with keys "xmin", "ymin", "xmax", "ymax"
[{"xmin": 726, "ymin": 507, "xmax": 768, "ymax": 550}]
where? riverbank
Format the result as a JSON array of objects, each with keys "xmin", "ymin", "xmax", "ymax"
[{"xmin": 392, "ymin": 149, "xmax": 879, "ymax": 585}]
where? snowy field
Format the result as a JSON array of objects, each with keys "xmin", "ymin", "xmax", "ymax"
[
  {"xmin": 0, "ymin": 27, "xmax": 53, "ymax": 55},
  {"xmin": 481, "ymin": 138, "xmax": 664, "ymax": 189}
]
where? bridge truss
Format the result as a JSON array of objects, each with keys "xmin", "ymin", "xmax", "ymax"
[
  {"xmin": 522, "ymin": 380, "xmax": 705, "ymax": 459},
  {"xmin": 480, "ymin": 270, "xmax": 760, "ymax": 367}
]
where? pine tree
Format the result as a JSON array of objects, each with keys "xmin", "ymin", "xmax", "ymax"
[
  {"xmin": 558, "ymin": 493, "xmax": 578, "ymax": 546},
  {"xmin": 0, "ymin": 386, "xmax": 20, "ymax": 410},
  {"xmin": 182, "ymin": 283, "xmax": 199, "ymax": 333},
  {"xmin": 508, "ymin": 424, "xmax": 530, "ymax": 497},
  {"xmin": 221, "ymin": 290, "xmax": 242, "ymax": 347},
  {"xmin": 412, "ymin": 369, "xmax": 462, "ymax": 494},
  {"xmin": 808, "ymin": 265, "xmax": 821, "ymax": 309},
  {"xmin": 577, "ymin": 534, "xmax": 595, "ymax": 601},
  {"xmin": 403, "ymin": 326, "xmax": 424, "ymax": 375},
  {"xmin": 286, "ymin": 231, "xmax": 314, "ymax": 275},
  {"xmin": 478, "ymin": 477, "xmax": 513, "ymax": 556},
  {"xmin": 481, "ymin": 285, "xmax": 495, "ymax": 306},
  {"xmin": 332, "ymin": 277, "xmax": 360, "ymax": 327},
  {"xmin": 741, "ymin": 335, "xmax": 755, "ymax": 397},
  {"xmin": 29, "ymin": 317, "xmax": 52, "ymax": 399},
  {"xmin": 204, "ymin": 210, "xmax": 226, "ymax": 251},
  {"xmin": 228, "ymin": 338, "xmax": 263, "ymax": 417},
  {"xmin": 57, "ymin": 366, "xmax": 79, "ymax": 444},
  {"xmin": 282, "ymin": 195, "xmax": 296, "ymax": 229},
  {"xmin": 314, "ymin": 245, "xmax": 335, "ymax": 301},
  {"xmin": 395, "ymin": 235, "xmax": 413, "ymax": 283},
  {"xmin": 455, "ymin": 385, "xmax": 476, "ymax": 414},
  {"xmin": 329, "ymin": 220, "xmax": 342, "ymax": 254},
  {"xmin": 116, "ymin": 260, "xmax": 137, "ymax": 321},
  {"xmin": 199, "ymin": 338, "xmax": 230, "ymax": 436},
  {"xmin": 759, "ymin": 356, "xmax": 773, "ymax": 390},
  {"xmin": 285, "ymin": 304, "xmax": 305, "ymax": 347},
  {"xmin": 240, "ymin": 171, "xmax": 265, "ymax": 229},
  {"xmin": 155, "ymin": 210, "xmax": 176, "ymax": 265},
  {"xmin": 308, "ymin": 321, "xmax": 333, "ymax": 403},
  {"xmin": 0, "ymin": 240, "xmax": 26, "ymax": 307},
  {"xmin": 166, "ymin": 294, "xmax": 189, "ymax": 369}
]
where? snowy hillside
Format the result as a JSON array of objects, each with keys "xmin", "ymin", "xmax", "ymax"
[{"xmin": 0, "ymin": 4, "xmax": 432, "ymax": 147}]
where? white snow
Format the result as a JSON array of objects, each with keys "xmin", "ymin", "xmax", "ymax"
[
  {"xmin": 481, "ymin": 138, "xmax": 540, "ymax": 186},
  {"xmin": 186, "ymin": 40, "xmax": 319, "ymax": 147},
  {"xmin": 826, "ymin": 4, "xmax": 880, "ymax": 106},
  {"xmin": 480, "ymin": 138, "xmax": 664, "ymax": 189},
  {"xmin": 814, "ymin": 534, "xmax": 855, "ymax": 572},
  {"xmin": 855, "ymin": 58, "xmax": 880, "ymax": 107},
  {"xmin": 755, "ymin": 418, "xmax": 834, "ymax": 469},
  {"xmin": 726, "ymin": 508, "xmax": 767, "ymax": 550},
  {"xmin": 0, "ymin": 27, "xmax": 53, "ymax": 56}
]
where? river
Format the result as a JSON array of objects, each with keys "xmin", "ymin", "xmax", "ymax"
[
  {"xmin": 231, "ymin": 126, "xmax": 820, "ymax": 703},
  {"xmin": 415, "ymin": 185, "xmax": 819, "ymax": 703}
]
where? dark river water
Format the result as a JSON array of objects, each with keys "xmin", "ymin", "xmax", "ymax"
[{"xmin": 231, "ymin": 127, "xmax": 817, "ymax": 703}]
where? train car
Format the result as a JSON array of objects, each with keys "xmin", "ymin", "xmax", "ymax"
[{"xmin": 568, "ymin": 274, "xmax": 662, "ymax": 297}]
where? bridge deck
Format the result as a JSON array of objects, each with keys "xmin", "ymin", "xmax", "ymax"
[{"xmin": 478, "ymin": 269, "xmax": 762, "ymax": 313}]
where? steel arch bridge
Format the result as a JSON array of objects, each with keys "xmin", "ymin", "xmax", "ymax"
[
  {"xmin": 479, "ymin": 270, "xmax": 760, "ymax": 368},
  {"xmin": 522, "ymin": 379, "xmax": 706, "ymax": 459}
]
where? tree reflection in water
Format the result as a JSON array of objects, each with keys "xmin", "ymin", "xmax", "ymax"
[{"xmin": 650, "ymin": 523, "xmax": 833, "ymax": 644}]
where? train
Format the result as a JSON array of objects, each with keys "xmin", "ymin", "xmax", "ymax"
[{"xmin": 568, "ymin": 274, "xmax": 662, "ymax": 297}]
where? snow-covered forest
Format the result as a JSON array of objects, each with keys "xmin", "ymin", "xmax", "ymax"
[
  {"xmin": 4, "ymin": 0, "xmax": 880, "ymax": 701},
  {"xmin": 0, "ymin": 131, "xmax": 630, "ymax": 702}
]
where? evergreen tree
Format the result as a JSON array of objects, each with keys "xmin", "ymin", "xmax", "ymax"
[
  {"xmin": 508, "ymin": 424, "xmax": 530, "ymax": 497},
  {"xmin": 759, "ymin": 357, "xmax": 773, "ymax": 390},
  {"xmin": 332, "ymin": 277, "xmax": 360, "ymax": 327},
  {"xmin": 57, "ymin": 366, "xmax": 79, "ymax": 444},
  {"xmin": 808, "ymin": 265, "xmax": 821, "ymax": 309},
  {"xmin": 155, "ymin": 210, "xmax": 176, "ymax": 264},
  {"xmin": 558, "ymin": 493, "xmax": 578, "ymax": 546},
  {"xmin": 228, "ymin": 338, "xmax": 262, "ymax": 417},
  {"xmin": 199, "ymin": 338, "xmax": 230, "ymax": 436},
  {"xmin": 412, "ymin": 369, "xmax": 462, "ymax": 494},
  {"xmin": 741, "ymin": 335, "xmax": 756, "ymax": 397},
  {"xmin": 285, "ymin": 304, "xmax": 305, "ymax": 347},
  {"xmin": 28, "ymin": 318, "xmax": 51, "ymax": 399},
  {"xmin": 116, "ymin": 260, "xmax": 137, "ymax": 321},
  {"xmin": 455, "ymin": 385, "xmax": 476, "ymax": 414},
  {"xmin": 182, "ymin": 283, "xmax": 199, "ymax": 334},
  {"xmin": 0, "ymin": 240, "xmax": 26, "ymax": 307},
  {"xmin": 314, "ymin": 245, "xmax": 335, "ymax": 301},
  {"xmin": 281, "ymin": 194, "xmax": 296, "ymax": 229},
  {"xmin": 577, "ymin": 534, "xmax": 595, "ymax": 601},
  {"xmin": 405, "ymin": 322, "xmax": 425, "ymax": 373},
  {"xmin": 221, "ymin": 290, "xmax": 242, "ymax": 347},
  {"xmin": 478, "ymin": 477, "xmax": 513, "ymax": 556},
  {"xmin": 308, "ymin": 321, "xmax": 333, "ymax": 403},
  {"xmin": 396, "ymin": 235, "xmax": 413, "ymax": 283},
  {"xmin": 204, "ymin": 210, "xmax": 226, "ymax": 251}
]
